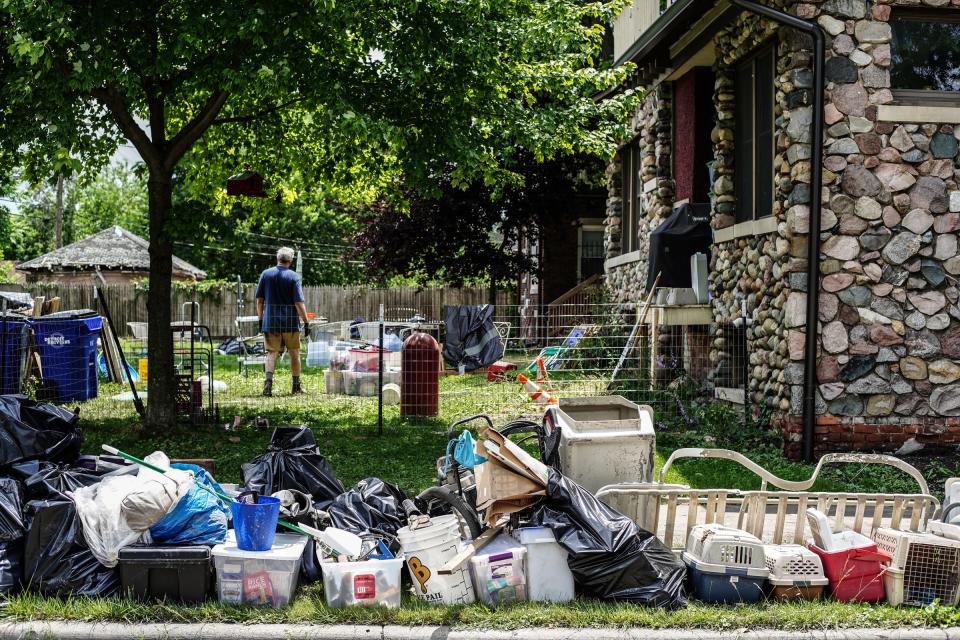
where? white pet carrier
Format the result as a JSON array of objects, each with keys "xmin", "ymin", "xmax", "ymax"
[
  {"xmin": 873, "ymin": 528, "xmax": 960, "ymax": 607},
  {"xmin": 763, "ymin": 544, "xmax": 828, "ymax": 601}
]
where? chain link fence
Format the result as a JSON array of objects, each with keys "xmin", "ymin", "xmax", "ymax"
[{"xmin": 1, "ymin": 295, "xmax": 740, "ymax": 431}]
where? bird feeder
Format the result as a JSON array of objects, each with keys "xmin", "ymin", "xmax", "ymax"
[{"xmin": 226, "ymin": 170, "xmax": 267, "ymax": 198}]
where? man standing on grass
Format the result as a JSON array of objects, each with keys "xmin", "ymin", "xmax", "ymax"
[{"xmin": 256, "ymin": 247, "xmax": 309, "ymax": 396}]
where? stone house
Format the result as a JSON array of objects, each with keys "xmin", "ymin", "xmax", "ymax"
[{"xmin": 605, "ymin": 0, "xmax": 960, "ymax": 457}]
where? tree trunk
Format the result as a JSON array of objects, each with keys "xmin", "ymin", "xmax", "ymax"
[
  {"xmin": 54, "ymin": 175, "xmax": 64, "ymax": 249},
  {"xmin": 145, "ymin": 171, "xmax": 176, "ymax": 430}
]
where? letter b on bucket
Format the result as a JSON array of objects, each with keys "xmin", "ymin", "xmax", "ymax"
[{"xmin": 397, "ymin": 515, "xmax": 475, "ymax": 604}]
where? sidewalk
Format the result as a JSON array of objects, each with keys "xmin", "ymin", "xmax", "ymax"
[{"xmin": 1, "ymin": 623, "xmax": 959, "ymax": 640}]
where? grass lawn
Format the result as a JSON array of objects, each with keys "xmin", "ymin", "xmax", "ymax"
[{"xmin": 4, "ymin": 351, "xmax": 960, "ymax": 629}]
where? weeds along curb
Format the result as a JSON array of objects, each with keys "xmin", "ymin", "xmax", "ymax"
[{"xmin": 2, "ymin": 624, "xmax": 960, "ymax": 640}]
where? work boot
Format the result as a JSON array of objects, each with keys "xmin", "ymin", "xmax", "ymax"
[
  {"xmin": 291, "ymin": 382, "xmax": 306, "ymax": 395},
  {"xmin": 262, "ymin": 380, "xmax": 273, "ymax": 397}
]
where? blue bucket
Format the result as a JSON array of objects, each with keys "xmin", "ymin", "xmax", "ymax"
[{"xmin": 230, "ymin": 495, "xmax": 281, "ymax": 551}]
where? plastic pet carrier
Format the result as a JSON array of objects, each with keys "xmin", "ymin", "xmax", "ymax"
[
  {"xmin": 762, "ymin": 544, "xmax": 828, "ymax": 601},
  {"xmin": 873, "ymin": 528, "xmax": 960, "ymax": 607},
  {"xmin": 682, "ymin": 524, "xmax": 768, "ymax": 604}
]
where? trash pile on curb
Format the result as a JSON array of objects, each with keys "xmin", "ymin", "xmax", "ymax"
[{"xmin": 2, "ymin": 391, "xmax": 960, "ymax": 611}]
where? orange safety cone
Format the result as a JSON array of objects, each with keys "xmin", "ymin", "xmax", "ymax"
[
  {"xmin": 517, "ymin": 373, "xmax": 557, "ymax": 405},
  {"xmin": 535, "ymin": 357, "xmax": 554, "ymax": 395}
]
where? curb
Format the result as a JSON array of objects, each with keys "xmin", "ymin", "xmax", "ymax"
[{"xmin": 1, "ymin": 623, "xmax": 960, "ymax": 640}]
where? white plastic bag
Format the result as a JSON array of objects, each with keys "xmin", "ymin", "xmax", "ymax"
[{"xmin": 71, "ymin": 451, "xmax": 193, "ymax": 567}]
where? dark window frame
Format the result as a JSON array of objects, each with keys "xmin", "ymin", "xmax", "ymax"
[
  {"xmin": 734, "ymin": 43, "xmax": 776, "ymax": 224},
  {"xmin": 618, "ymin": 138, "xmax": 641, "ymax": 254},
  {"xmin": 890, "ymin": 8, "xmax": 960, "ymax": 104}
]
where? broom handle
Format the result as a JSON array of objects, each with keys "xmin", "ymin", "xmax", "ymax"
[{"xmin": 102, "ymin": 444, "xmax": 316, "ymax": 539}]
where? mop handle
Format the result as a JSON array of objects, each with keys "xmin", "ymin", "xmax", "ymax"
[{"xmin": 102, "ymin": 444, "xmax": 316, "ymax": 539}]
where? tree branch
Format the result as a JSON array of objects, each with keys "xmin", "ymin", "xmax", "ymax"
[
  {"xmin": 163, "ymin": 89, "xmax": 230, "ymax": 172},
  {"xmin": 210, "ymin": 97, "xmax": 306, "ymax": 126},
  {"xmin": 91, "ymin": 84, "xmax": 162, "ymax": 170}
]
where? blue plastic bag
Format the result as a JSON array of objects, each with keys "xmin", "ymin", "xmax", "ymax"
[{"xmin": 149, "ymin": 464, "xmax": 228, "ymax": 546}]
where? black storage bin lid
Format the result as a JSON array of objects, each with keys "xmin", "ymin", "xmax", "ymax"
[{"xmin": 118, "ymin": 546, "xmax": 211, "ymax": 563}]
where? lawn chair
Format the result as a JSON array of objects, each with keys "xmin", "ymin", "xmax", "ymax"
[
  {"xmin": 597, "ymin": 448, "xmax": 939, "ymax": 551},
  {"xmin": 235, "ymin": 315, "xmax": 267, "ymax": 376},
  {"xmin": 524, "ymin": 324, "xmax": 596, "ymax": 371}
]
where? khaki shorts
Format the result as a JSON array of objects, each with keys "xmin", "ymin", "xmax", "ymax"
[{"xmin": 264, "ymin": 332, "xmax": 301, "ymax": 353}]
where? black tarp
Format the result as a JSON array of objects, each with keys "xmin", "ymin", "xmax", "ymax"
[
  {"xmin": 0, "ymin": 395, "xmax": 81, "ymax": 470},
  {"xmin": 441, "ymin": 305, "xmax": 504, "ymax": 372},
  {"xmin": 645, "ymin": 202, "xmax": 712, "ymax": 292},
  {"xmin": 535, "ymin": 470, "xmax": 687, "ymax": 608},
  {"xmin": 241, "ymin": 426, "xmax": 345, "ymax": 510}
]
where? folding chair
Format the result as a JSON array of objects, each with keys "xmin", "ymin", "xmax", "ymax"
[
  {"xmin": 525, "ymin": 324, "xmax": 596, "ymax": 371},
  {"xmin": 235, "ymin": 315, "xmax": 267, "ymax": 376}
]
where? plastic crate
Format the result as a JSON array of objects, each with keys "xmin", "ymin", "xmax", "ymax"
[
  {"xmin": 118, "ymin": 546, "xmax": 211, "ymax": 604},
  {"xmin": 763, "ymin": 544, "xmax": 828, "ymax": 601},
  {"xmin": 808, "ymin": 542, "xmax": 888, "ymax": 603},
  {"xmin": 683, "ymin": 524, "xmax": 768, "ymax": 604},
  {"xmin": 873, "ymin": 528, "xmax": 960, "ymax": 606}
]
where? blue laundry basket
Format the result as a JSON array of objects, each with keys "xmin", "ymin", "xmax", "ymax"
[{"xmin": 32, "ymin": 310, "xmax": 102, "ymax": 403}]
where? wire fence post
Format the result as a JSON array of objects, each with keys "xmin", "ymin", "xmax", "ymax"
[{"xmin": 377, "ymin": 303, "xmax": 384, "ymax": 436}]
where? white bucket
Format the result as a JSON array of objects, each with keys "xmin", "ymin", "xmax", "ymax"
[
  {"xmin": 396, "ymin": 515, "xmax": 475, "ymax": 605},
  {"xmin": 382, "ymin": 383, "xmax": 400, "ymax": 405}
]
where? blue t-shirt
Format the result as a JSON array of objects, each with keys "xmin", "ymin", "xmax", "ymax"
[{"xmin": 255, "ymin": 266, "xmax": 305, "ymax": 333}]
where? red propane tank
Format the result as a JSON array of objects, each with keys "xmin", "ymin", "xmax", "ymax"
[{"xmin": 401, "ymin": 331, "xmax": 440, "ymax": 417}]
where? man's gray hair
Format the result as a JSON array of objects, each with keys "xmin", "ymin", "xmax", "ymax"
[{"xmin": 276, "ymin": 247, "xmax": 295, "ymax": 264}]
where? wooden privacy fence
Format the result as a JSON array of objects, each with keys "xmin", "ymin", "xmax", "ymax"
[{"xmin": 0, "ymin": 283, "xmax": 509, "ymax": 338}]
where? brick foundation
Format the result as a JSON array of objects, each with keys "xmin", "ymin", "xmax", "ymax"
[{"xmin": 777, "ymin": 414, "xmax": 960, "ymax": 460}]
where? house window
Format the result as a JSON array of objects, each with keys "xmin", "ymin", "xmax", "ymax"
[
  {"xmin": 578, "ymin": 225, "xmax": 605, "ymax": 280},
  {"xmin": 734, "ymin": 46, "xmax": 775, "ymax": 224},
  {"xmin": 618, "ymin": 141, "xmax": 641, "ymax": 254},
  {"xmin": 890, "ymin": 10, "xmax": 960, "ymax": 101}
]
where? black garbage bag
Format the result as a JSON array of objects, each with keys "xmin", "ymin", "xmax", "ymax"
[
  {"xmin": 534, "ymin": 469, "xmax": 687, "ymax": 608},
  {"xmin": 15, "ymin": 461, "xmax": 104, "ymax": 501},
  {"xmin": 0, "ymin": 394, "xmax": 81, "ymax": 469},
  {"xmin": 0, "ymin": 540, "xmax": 23, "ymax": 595},
  {"xmin": 0, "ymin": 477, "xmax": 24, "ymax": 541},
  {"xmin": 441, "ymin": 305, "xmax": 504, "ymax": 372},
  {"xmin": 328, "ymin": 478, "xmax": 408, "ymax": 540},
  {"xmin": 241, "ymin": 426, "xmax": 345, "ymax": 509},
  {"xmin": 22, "ymin": 498, "xmax": 118, "ymax": 596}
]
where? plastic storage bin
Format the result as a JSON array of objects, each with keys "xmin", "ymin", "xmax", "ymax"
[
  {"xmin": 118, "ymin": 546, "xmax": 211, "ymax": 604},
  {"xmin": 32, "ymin": 310, "xmax": 102, "ymax": 402},
  {"xmin": 763, "ymin": 544, "xmax": 828, "ymax": 601},
  {"xmin": 470, "ymin": 534, "xmax": 527, "ymax": 605},
  {"xmin": 683, "ymin": 524, "xmax": 769, "ymax": 604},
  {"xmin": 808, "ymin": 541, "xmax": 888, "ymax": 603},
  {"xmin": 345, "ymin": 347, "xmax": 400, "ymax": 373},
  {"xmin": 320, "ymin": 557, "xmax": 405, "ymax": 608},
  {"xmin": 325, "ymin": 369, "xmax": 345, "ymax": 394},
  {"xmin": 545, "ymin": 395, "xmax": 655, "ymax": 493},
  {"xmin": 212, "ymin": 531, "xmax": 307, "ymax": 607},
  {"xmin": 342, "ymin": 370, "xmax": 401, "ymax": 396},
  {"xmin": 873, "ymin": 528, "xmax": 960, "ymax": 606},
  {"xmin": 512, "ymin": 526, "xmax": 574, "ymax": 603},
  {"xmin": 306, "ymin": 340, "xmax": 331, "ymax": 367}
]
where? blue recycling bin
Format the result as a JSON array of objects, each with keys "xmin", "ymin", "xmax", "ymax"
[
  {"xmin": 32, "ymin": 310, "xmax": 102, "ymax": 403},
  {"xmin": 0, "ymin": 317, "xmax": 31, "ymax": 395}
]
